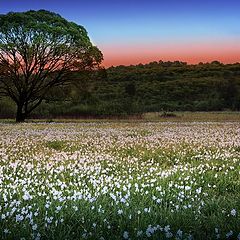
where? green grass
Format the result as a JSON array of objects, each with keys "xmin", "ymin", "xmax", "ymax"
[
  {"xmin": 0, "ymin": 121, "xmax": 239, "ymax": 239},
  {"xmin": 1, "ymin": 111, "xmax": 240, "ymax": 124}
]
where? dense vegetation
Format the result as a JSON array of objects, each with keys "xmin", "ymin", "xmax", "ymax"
[
  {"xmin": 1, "ymin": 60, "xmax": 240, "ymax": 118},
  {"xmin": 0, "ymin": 122, "xmax": 239, "ymax": 239},
  {"xmin": 0, "ymin": 10, "xmax": 102, "ymax": 122}
]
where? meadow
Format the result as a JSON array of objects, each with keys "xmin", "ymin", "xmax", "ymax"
[{"xmin": 0, "ymin": 120, "xmax": 239, "ymax": 239}]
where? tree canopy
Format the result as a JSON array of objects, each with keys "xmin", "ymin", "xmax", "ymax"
[{"xmin": 0, "ymin": 10, "xmax": 103, "ymax": 122}]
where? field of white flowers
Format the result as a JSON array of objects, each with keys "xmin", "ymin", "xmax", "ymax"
[{"xmin": 0, "ymin": 121, "xmax": 239, "ymax": 240}]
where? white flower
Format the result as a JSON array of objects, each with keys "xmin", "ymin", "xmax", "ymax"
[
  {"xmin": 145, "ymin": 226, "xmax": 153, "ymax": 237},
  {"xmin": 46, "ymin": 217, "xmax": 53, "ymax": 224},
  {"xmin": 32, "ymin": 224, "xmax": 37, "ymax": 230},
  {"xmin": 137, "ymin": 230, "xmax": 143, "ymax": 237},
  {"xmin": 123, "ymin": 231, "xmax": 129, "ymax": 239},
  {"xmin": 226, "ymin": 230, "xmax": 233, "ymax": 238},
  {"xmin": 196, "ymin": 187, "xmax": 202, "ymax": 194},
  {"xmin": 22, "ymin": 192, "xmax": 31, "ymax": 201},
  {"xmin": 164, "ymin": 225, "xmax": 170, "ymax": 232},
  {"xmin": 117, "ymin": 209, "xmax": 123, "ymax": 215},
  {"xmin": 110, "ymin": 193, "xmax": 116, "ymax": 201},
  {"xmin": 144, "ymin": 207, "xmax": 151, "ymax": 213},
  {"xmin": 146, "ymin": 231, "xmax": 151, "ymax": 237},
  {"xmin": 16, "ymin": 214, "xmax": 24, "ymax": 222},
  {"xmin": 177, "ymin": 229, "xmax": 183, "ymax": 237},
  {"xmin": 230, "ymin": 209, "xmax": 237, "ymax": 216},
  {"xmin": 73, "ymin": 206, "xmax": 78, "ymax": 211},
  {"xmin": 56, "ymin": 206, "xmax": 62, "ymax": 211}
]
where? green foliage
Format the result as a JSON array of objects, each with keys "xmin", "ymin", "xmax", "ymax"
[
  {"xmin": 0, "ymin": 97, "xmax": 16, "ymax": 117},
  {"xmin": 1, "ymin": 122, "xmax": 240, "ymax": 239},
  {"xmin": 0, "ymin": 10, "xmax": 103, "ymax": 122},
  {"xmin": 97, "ymin": 61, "xmax": 240, "ymax": 113},
  {"xmin": 46, "ymin": 140, "xmax": 65, "ymax": 151},
  {"xmin": 42, "ymin": 60, "xmax": 238, "ymax": 117},
  {"xmin": 1, "ymin": 45, "xmax": 240, "ymax": 119}
]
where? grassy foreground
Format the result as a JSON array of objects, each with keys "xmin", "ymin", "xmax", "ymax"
[
  {"xmin": 0, "ymin": 120, "xmax": 239, "ymax": 239},
  {"xmin": 1, "ymin": 111, "xmax": 240, "ymax": 123}
]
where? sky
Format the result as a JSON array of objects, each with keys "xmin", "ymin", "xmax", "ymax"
[{"xmin": 0, "ymin": 0, "xmax": 240, "ymax": 67}]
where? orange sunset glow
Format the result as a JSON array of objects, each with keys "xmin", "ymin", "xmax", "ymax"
[{"xmin": 101, "ymin": 39, "xmax": 240, "ymax": 67}]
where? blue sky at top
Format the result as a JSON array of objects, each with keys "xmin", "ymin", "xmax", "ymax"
[
  {"xmin": 1, "ymin": 0, "xmax": 239, "ymax": 43},
  {"xmin": 1, "ymin": 0, "xmax": 239, "ymax": 65}
]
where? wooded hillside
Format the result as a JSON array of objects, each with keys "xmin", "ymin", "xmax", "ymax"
[{"xmin": 1, "ymin": 61, "xmax": 240, "ymax": 118}]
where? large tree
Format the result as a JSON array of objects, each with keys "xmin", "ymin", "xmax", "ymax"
[{"xmin": 0, "ymin": 10, "xmax": 103, "ymax": 122}]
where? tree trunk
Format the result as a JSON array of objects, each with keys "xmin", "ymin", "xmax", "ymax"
[{"xmin": 16, "ymin": 104, "xmax": 25, "ymax": 122}]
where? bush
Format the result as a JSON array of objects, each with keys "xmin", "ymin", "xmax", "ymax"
[
  {"xmin": 0, "ymin": 98, "xmax": 16, "ymax": 118},
  {"xmin": 160, "ymin": 111, "xmax": 178, "ymax": 118}
]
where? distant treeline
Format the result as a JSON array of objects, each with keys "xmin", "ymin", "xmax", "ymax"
[{"xmin": 1, "ymin": 60, "xmax": 240, "ymax": 118}]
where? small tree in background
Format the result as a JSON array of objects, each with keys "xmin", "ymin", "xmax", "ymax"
[{"xmin": 0, "ymin": 10, "xmax": 103, "ymax": 122}]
